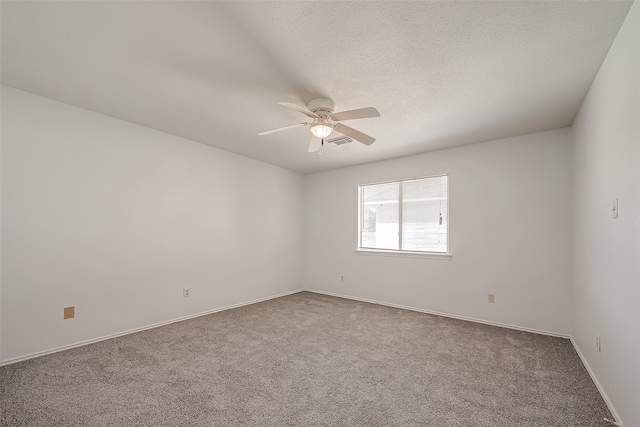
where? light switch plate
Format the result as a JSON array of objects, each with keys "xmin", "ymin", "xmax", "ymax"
[{"xmin": 612, "ymin": 198, "xmax": 618, "ymax": 219}]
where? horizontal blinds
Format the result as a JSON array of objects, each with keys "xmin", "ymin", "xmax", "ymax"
[{"xmin": 402, "ymin": 176, "xmax": 447, "ymax": 252}]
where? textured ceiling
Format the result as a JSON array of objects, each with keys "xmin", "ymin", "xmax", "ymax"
[{"xmin": 1, "ymin": 1, "xmax": 633, "ymax": 174}]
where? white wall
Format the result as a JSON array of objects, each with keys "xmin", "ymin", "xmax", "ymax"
[
  {"xmin": 571, "ymin": 2, "xmax": 640, "ymax": 425},
  {"xmin": 303, "ymin": 128, "xmax": 573, "ymax": 335},
  {"xmin": 0, "ymin": 86, "xmax": 304, "ymax": 363}
]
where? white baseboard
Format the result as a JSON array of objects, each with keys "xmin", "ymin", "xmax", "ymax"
[
  {"xmin": 0, "ymin": 288, "xmax": 304, "ymax": 367},
  {"xmin": 301, "ymin": 288, "xmax": 570, "ymax": 338},
  {"xmin": 570, "ymin": 337, "xmax": 624, "ymax": 426}
]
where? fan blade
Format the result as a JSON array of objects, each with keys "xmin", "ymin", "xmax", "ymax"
[
  {"xmin": 258, "ymin": 122, "xmax": 308, "ymax": 136},
  {"xmin": 334, "ymin": 123, "xmax": 376, "ymax": 145},
  {"xmin": 308, "ymin": 135, "xmax": 322, "ymax": 152},
  {"xmin": 278, "ymin": 102, "xmax": 319, "ymax": 119},
  {"xmin": 332, "ymin": 107, "xmax": 380, "ymax": 122}
]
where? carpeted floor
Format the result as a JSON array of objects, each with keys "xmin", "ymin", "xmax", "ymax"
[{"xmin": 1, "ymin": 291, "xmax": 612, "ymax": 426}]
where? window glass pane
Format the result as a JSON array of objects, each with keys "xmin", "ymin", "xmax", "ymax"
[
  {"xmin": 361, "ymin": 182, "xmax": 399, "ymax": 250},
  {"xmin": 402, "ymin": 176, "xmax": 448, "ymax": 252}
]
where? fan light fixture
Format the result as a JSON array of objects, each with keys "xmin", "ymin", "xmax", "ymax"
[
  {"xmin": 258, "ymin": 98, "xmax": 380, "ymax": 152},
  {"xmin": 310, "ymin": 121, "xmax": 333, "ymax": 139}
]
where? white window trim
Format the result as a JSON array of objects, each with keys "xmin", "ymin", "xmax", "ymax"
[
  {"xmin": 357, "ymin": 174, "xmax": 451, "ymax": 258},
  {"xmin": 355, "ymin": 249, "xmax": 452, "ymax": 260}
]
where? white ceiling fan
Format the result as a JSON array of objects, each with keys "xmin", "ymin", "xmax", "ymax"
[{"xmin": 259, "ymin": 98, "xmax": 380, "ymax": 152}]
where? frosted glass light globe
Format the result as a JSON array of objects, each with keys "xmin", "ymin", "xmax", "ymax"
[{"xmin": 310, "ymin": 122, "xmax": 333, "ymax": 139}]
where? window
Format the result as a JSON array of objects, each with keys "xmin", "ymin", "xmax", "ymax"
[{"xmin": 358, "ymin": 175, "xmax": 448, "ymax": 255}]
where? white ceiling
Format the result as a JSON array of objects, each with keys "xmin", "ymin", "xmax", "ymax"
[{"xmin": 1, "ymin": 1, "xmax": 633, "ymax": 174}]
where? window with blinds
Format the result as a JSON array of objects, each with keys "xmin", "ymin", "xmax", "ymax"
[{"xmin": 359, "ymin": 175, "xmax": 448, "ymax": 254}]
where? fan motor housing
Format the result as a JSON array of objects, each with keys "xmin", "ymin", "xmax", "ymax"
[{"xmin": 307, "ymin": 98, "xmax": 335, "ymax": 117}]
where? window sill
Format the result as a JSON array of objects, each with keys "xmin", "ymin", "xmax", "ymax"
[{"xmin": 356, "ymin": 249, "xmax": 452, "ymax": 260}]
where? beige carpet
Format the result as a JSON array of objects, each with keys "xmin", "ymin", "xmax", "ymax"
[{"xmin": 1, "ymin": 291, "xmax": 612, "ymax": 426}]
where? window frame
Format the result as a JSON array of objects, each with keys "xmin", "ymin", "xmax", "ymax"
[{"xmin": 357, "ymin": 174, "xmax": 451, "ymax": 259}]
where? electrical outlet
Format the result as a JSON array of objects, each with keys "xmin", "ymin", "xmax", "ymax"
[
  {"xmin": 340, "ymin": 275, "xmax": 344, "ymax": 282},
  {"xmin": 183, "ymin": 288, "xmax": 190, "ymax": 298},
  {"xmin": 488, "ymin": 294, "xmax": 495, "ymax": 303},
  {"xmin": 596, "ymin": 335, "xmax": 601, "ymax": 352},
  {"xmin": 63, "ymin": 306, "xmax": 75, "ymax": 319}
]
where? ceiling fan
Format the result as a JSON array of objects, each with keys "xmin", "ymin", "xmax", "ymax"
[{"xmin": 258, "ymin": 98, "xmax": 380, "ymax": 152}]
